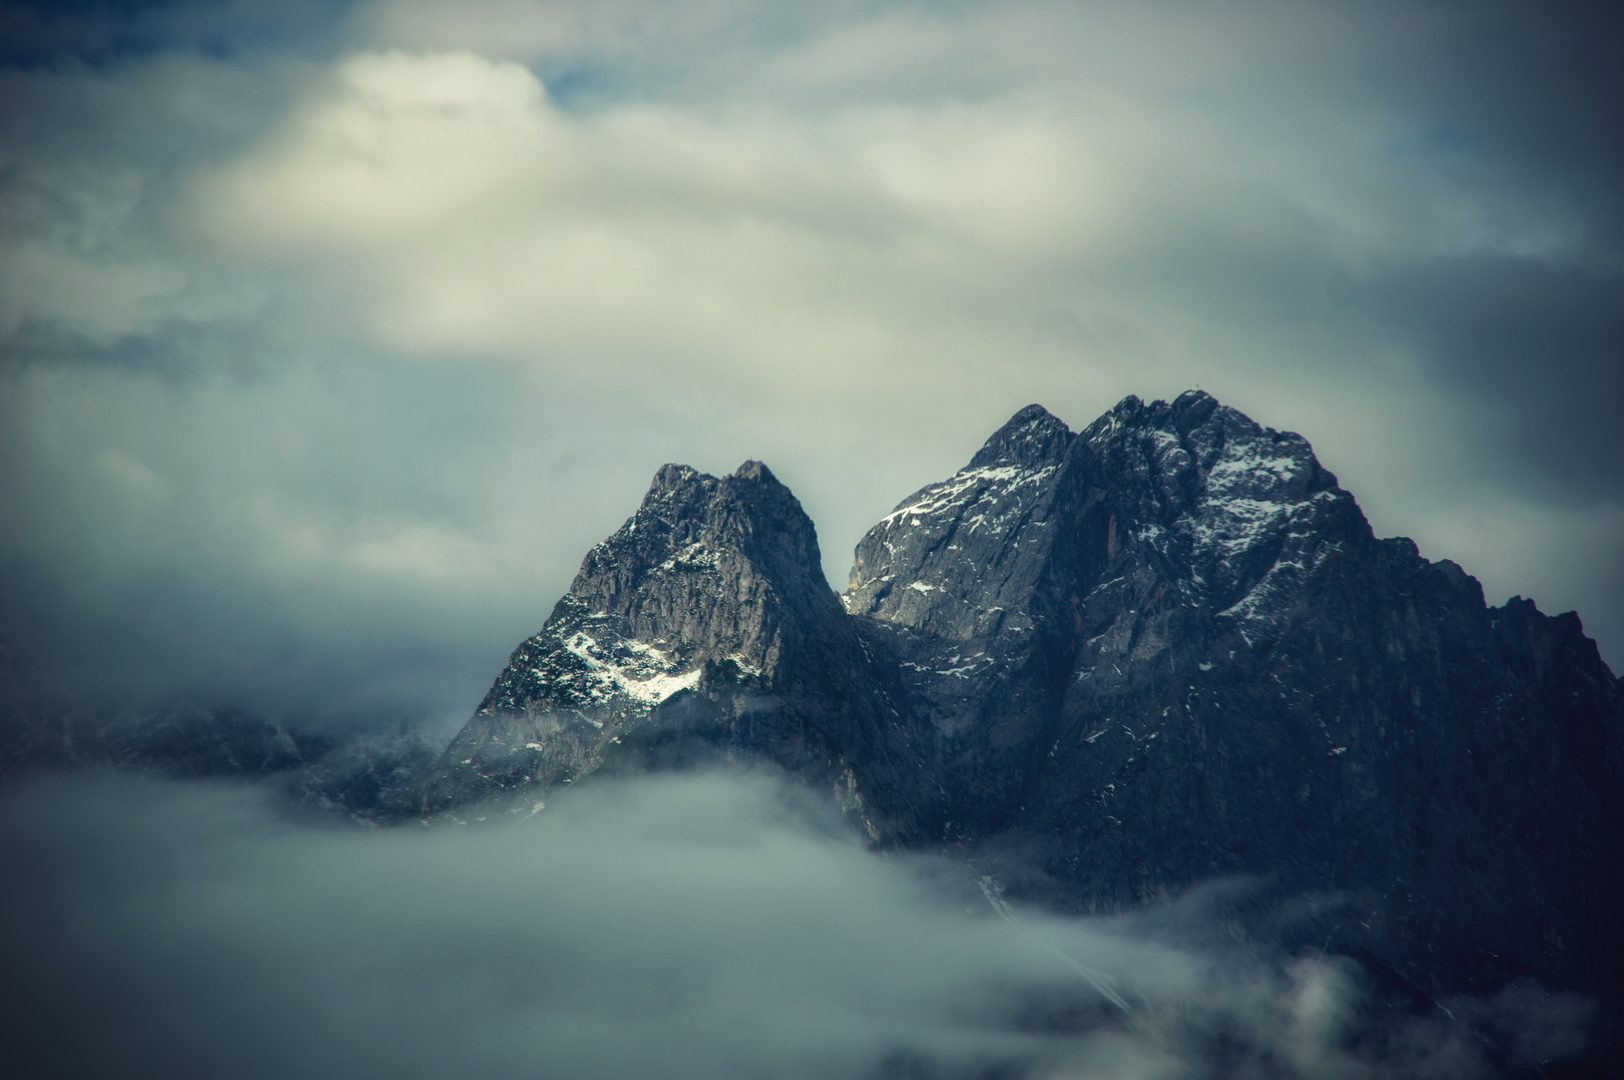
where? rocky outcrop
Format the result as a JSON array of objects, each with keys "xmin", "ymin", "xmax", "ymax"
[
  {"xmin": 426, "ymin": 391, "xmax": 1624, "ymax": 1010},
  {"xmin": 848, "ymin": 392, "xmax": 1624, "ymax": 1006},
  {"xmin": 416, "ymin": 461, "xmax": 920, "ymax": 826}
]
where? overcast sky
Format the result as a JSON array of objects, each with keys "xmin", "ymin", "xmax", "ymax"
[{"xmin": 2, "ymin": 0, "xmax": 1620, "ymax": 726}]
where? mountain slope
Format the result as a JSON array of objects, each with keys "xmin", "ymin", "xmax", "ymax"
[
  {"xmin": 842, "ymin": 391, "xmax": 1624, "ymax": 1003},
  {"xmin": 425, "ymin": 391, "xmax": 1624, "ymax": 1007},
  {"xmin": 417, "ymin": 460, "xmax": 918, "ymax": 825}
]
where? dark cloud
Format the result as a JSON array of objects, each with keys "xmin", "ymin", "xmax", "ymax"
[
  {"xmin": 1382, "ymin": 256, "xmax": 1624, "ymax": 503},
  {"xmin": 1335, "ymin": 2, "xmax": 1624, "ymax": 517},
  {"xmin": 0, "ymin": 352, "xmax": 613, "ymax": 723},
  {"xmin": 1393, "ymin": 2, "xmax": 1624, "ymax": 245},
  {"xmin": 0, "ymin": 0, "xmax": 354, "ymax": 66},
  {"xmin": 0, "ymin": 770, "xmax": 1595, "ymax": 1078}
]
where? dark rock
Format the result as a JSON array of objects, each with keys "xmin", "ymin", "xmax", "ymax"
[
  {"xmin": 416, "ymin": 459, "xmax": 919, "ymax": 828},
  {"xmin": 424, "ymin": 391, "xmax": 1624, "ymax": 1013},
  {"xmin": 861, "ymin": 392, "xmax": 1624, "ymax": 1009}
]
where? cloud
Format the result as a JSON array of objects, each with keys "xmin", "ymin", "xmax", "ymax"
[
  {"xmin": 0, "ymin": 770, "xmax": 1591, "ymax": 1078},
  {"xmin": 0, "ymin": 0, "xmax": 352, "ymax": 67},
  {"xmin": 0, "ymin": 9, "xmax": 1614, "ymax": 1072},
  {"xmin": 191, "ymin": 46, "xmax": 1110, "ymax": 392},
  {"xmin": 1380, "ymin": 255, "xmax": 1624, "ymax": 503},
  {"xmin": 0, "ymin": 0, "xmax": 1620, "ymax": 725}
]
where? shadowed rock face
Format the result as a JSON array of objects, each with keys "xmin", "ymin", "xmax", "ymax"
[{"xmin": 424, "ymin": 391, "xmax": 1624, "ymax": 1005}]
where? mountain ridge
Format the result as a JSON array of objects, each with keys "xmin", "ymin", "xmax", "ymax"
[{"xmin": 415, "ymin": 390, "xmax": 1624, "ymax": 1020}]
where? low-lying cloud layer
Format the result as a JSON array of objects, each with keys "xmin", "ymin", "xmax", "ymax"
[
  {"xmin": 1, "ymin": 0, "xmax": 1620, "ymax": 724},
  {"xmin": 0, "ymin": 770, "xmax": 1593, "ymax": 1078}
]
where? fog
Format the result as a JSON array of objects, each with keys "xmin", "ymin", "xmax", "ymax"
[{"xmin": 0, "ymin": 770, "xmax": 1592, "ymax": 1079}]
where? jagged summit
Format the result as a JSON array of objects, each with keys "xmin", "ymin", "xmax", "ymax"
[
  {"xmin": 418, "ymin": 457, "xmax": 896, "ymax": 818},
  {"xmin": 419, "ymin": 391, "xmax": 1624, "ymax": 1013},
  {"xmin": 731, "ymin": 458, "xmax": 775, "ymax": 482},
  {"xmin": 1071, "ymin": 390, "xmax": 1352, "ymax": 638},
  {"xmin": 966, "ymin": 403, "xmax": 1074, "ymax": 469}
]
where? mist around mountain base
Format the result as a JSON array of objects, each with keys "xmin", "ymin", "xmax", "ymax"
[
  {"xmin": 3, "ymin": 391, "xmax": 1619, "ymax": 1077},
  {"xmin": 0, "ymin": 767, "xmax": 1596, "ymax": 1080}
]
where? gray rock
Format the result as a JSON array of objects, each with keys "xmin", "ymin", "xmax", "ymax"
[
  {"xmin": 425, "ymin": 391, "xmax": 1624, "ymax": 1012},
  {"xmin": 856, "ymin": 392, "xmax": 1624, "ymax": 1008},
  {"xmin": 416, "ymin": 460, "xmax": 919, "ymax": 829}
]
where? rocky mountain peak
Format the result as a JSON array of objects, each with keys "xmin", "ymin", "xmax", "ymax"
[
  {"xmin": 1171, "ymin": 387, "xmax": 1220, "ymax": 433},
  {"xmin": 843, "ymin": 403, "xmax": 1083, "ymax": 631},
  {"xmin": 966, "ymin": 403, "xmax": 1074, "ymax": 470},
  {"xmin": 416, "ymin": 391, "xmax": 1624, "ymax": 1020},
  {"xmin": 573, "ymin": 458, "xmax": 827, "ymax": 626},
  {"xmin": 731, "ymin": 458, "xmax": 773, "ymax": 482},
  {"xmin": 1068, "ymin": 391, "xmax": 1354, "ymax": 635},
  {"xmin": 416, "ymin": 457, "xmax": 872, "ymax": 817},
  {"xmin": 648, "ymin": 461, "xmax": 701, "ymax": 491}
]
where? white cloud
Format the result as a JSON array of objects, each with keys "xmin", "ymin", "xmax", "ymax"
[
  {"xmin": 201, "ymin": 51, "xmax": 556, "ymax": 251},
  {"xmin": 194, "ymin": 47, "xmax": 1114, "ymax": 395}
]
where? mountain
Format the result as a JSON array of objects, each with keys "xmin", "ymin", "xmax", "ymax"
[
  {"xmin": 417, "ymin": 460, "xmax": 920, "ymax": 827},
  {"xmin": 0, "ymin": 657, "xmax": 437, "ymax": 824},
  {"xmin": 421, "ymin": 391, "xmax": 1624, "ymax": 1012}
]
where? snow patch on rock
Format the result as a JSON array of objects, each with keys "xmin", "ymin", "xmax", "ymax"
[{"xmin": 561, "ymin": 631, "xmax": 701, "ymax": 706}]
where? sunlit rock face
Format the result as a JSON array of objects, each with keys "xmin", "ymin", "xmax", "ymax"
[
  {"xmin": 417, "ymin": 461, "xmax": 917, "ymax": 823},
  {"xmin": 427, "ymin": 391, "xmax": 1624, "ymax": 1004}
]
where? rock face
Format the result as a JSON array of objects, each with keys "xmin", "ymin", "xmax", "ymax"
[
  {"xmin": 417, "ymin": 461, "xmax": 919, "ymax": 825},
  {"xmin": 426, "ymin": 391, "xmax": 1624, "ymax": 1007}
]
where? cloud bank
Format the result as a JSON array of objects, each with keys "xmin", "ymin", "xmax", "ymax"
[
  {"xmin": 1, "ymin": 0, "xmax": 1619, "ymax": 726},
  {"xmin": 0, "ymin": 770, "xmax": 1592, "ymax": 1078}
]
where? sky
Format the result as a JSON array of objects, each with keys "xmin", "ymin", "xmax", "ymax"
[{"xmin": 2, "ymin": 0, "xmax": 1621, "ymax": 729}]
